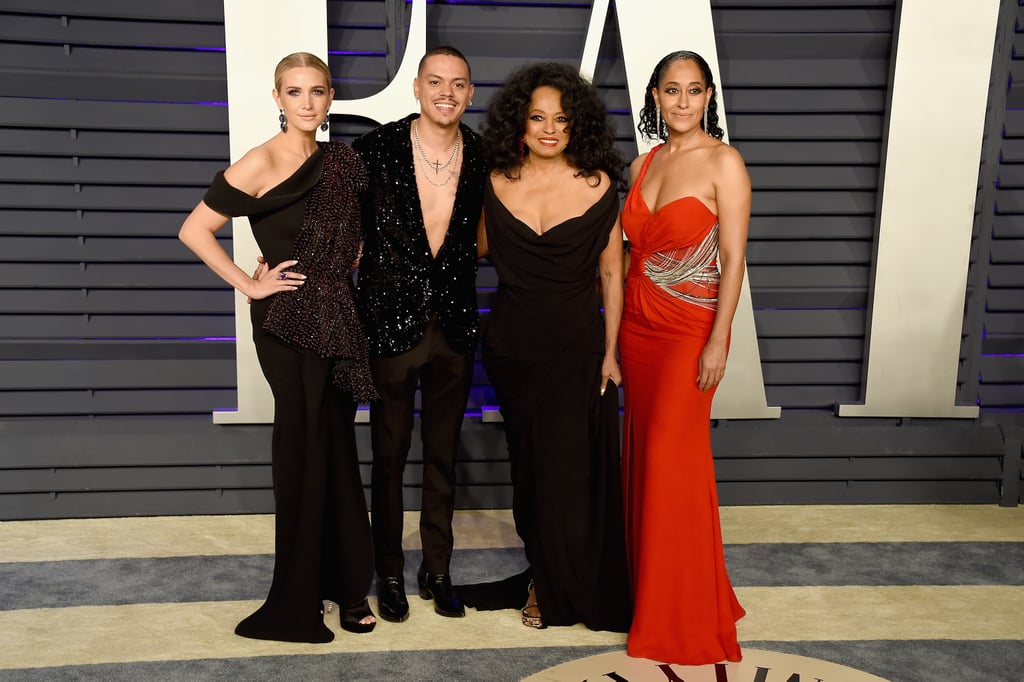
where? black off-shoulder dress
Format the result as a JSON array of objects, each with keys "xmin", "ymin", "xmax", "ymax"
[{"xmin": 203, "ymin": 145, "xmax": 373, "ymax": 643}]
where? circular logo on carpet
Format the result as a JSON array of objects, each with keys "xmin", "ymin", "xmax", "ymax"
[{"xmin": 523, "ymin": 649, "xmax": 888, "ymax": 681}]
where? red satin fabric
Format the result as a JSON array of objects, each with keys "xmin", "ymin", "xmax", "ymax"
[{"xmin": 619, "ymin": 144, "xmax": 745, "ymax": 665}]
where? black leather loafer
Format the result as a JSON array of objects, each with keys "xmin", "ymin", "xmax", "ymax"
[
  {"xmin": 417, "ymin": 567, "xmax": 465, "ymax": 617},
  {"xmin": 377, "ymin": 575, "xmax": 409, "ymax": 622}
]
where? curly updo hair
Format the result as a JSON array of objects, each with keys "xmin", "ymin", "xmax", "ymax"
[
  {"xmin": 482, "ymin": 62, "xmax": 624, "ymax": 187},
  {"xmin": 638, "ymin": 51, "xmax": 725, "ymax": 142}
]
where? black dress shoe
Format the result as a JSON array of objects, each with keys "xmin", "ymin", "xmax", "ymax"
[
  {"xmin": 417, "ymin": 567, "xmax": 465, "ymax": 617},
  {"xmin": 377, "ymin": 576, "xmax": 409, "ymax": 622}
]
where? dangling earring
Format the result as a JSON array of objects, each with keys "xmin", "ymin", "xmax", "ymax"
[
  {"xmin": 702, "ymin": 106, "xmax": 709, "ymax": 134},
  {"xmin": 656, "ymin": 107, "xmax": 666, "ymax": 140},
  {"xmin": 279, "ymin": 110, "xmax": 287, "ymax": 132},
  {"xmin": 320, "ymin": 117, "xmax": 329, "ymax": 132}
]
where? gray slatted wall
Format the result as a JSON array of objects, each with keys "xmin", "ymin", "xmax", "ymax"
[
  {"xmin": 969, "ymin": 0, "xmax": 1024, "ymax": 501},
  {"xmin": 0, "ymin": 0, "xmax": 1019, "ymax": 520}
]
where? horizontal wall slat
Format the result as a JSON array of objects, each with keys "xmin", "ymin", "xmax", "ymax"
[
  {"xmin": 761, "ymin": 362, "xmax": 861, "ymax": 385},
  {"xmin": 735, "ymin": 141, "xmax": 881, "ymax": 164},
  {"xmin": 0, "ymin": 14, "xmax": 225, "ymax": 49},
  {"xmin": 716, "ymin": 456, "xmax": 1003, "ymax": 480},
  {"xmin": 0, "ymin": 236, "xmax": 216, "ymax": 262},
  {"xmin": 0, "ymin": 314, "xmax": 232, "ymax": 339},
  {"xmin": 985, "ymin": 313, "xmax": 1024, "ymax": 334},
  {"xmin": 0, "ymin": 129, "xmax": 229, "ymax": 159},
  {"xmin": 0, "ymin": 290, "xmax": 233, "ymax": 314},
  {"xmin": 989, "ymin": 264, "xmax": 1024, "ymax": 287},
  {"xmin": 721, "ymin": 59, "xmax": 889, "ymax": 87},
  {"xmin": 0, "ymin": 340, "xmax": 233, "ymax": 361},
  {"xmin": 748, "ymin": 166, "xmax": 878, "ymax": 190},
  {"xmin": 0, "ymin": 211, "xmax": 196, "ymax": 237},
  {"xmin": 753, "ymin": 307, "xmax": 864, "ymax": 337},
  {"xmin": 717, "ymin": 33, "xmax": 890, "ymax": 59},
  {"xmin": 712, "ymin": 9, "xmax": 893, "ymax": 32},
  {"xmin": 730, "ymin": 114, "xmax": 883, "ymax": 140},
  {"xmin": 747, "ymin": 265, "xmax": 870, "ymax": 288},
  {"xmin": 764, "ymin": 385, "xmax": 859, "ymax": 406},
  {"xmin": 0, "ymin": 96, "xmax": 227, "ymax": 131},
  {"xmin": 751, "ymin": 190, "xmax": 877, "ymax": 214},
  {"xmin": 980, "ymin": 355, "xmax": 1024, "ymax": 382},
  {"xmin": 758, "ymin": 338, "xmax": 864, "ymax": 361},
  {"xmin": 0, "ymin": 157, "xmax": 223, "ymax": 186},
  {"xmin": 0, "ymin": 264, "xmax": 223, "ymax": 288},
  {"xmin": 726, "ymin": 88, "xmax": 886, "ymax": 113},
  {"xmin": 751, "ymin": 288, "xmax": 867, "ymax": 308},
  {"xmin": 0, "ymin": 389, "xmax": 237, "ymax": 415},
  {"xmin": 748, "ymin": 216, "xmax": 874, "ymax": 239},
  {"xmin": 0, "ymin": 184, "xmax": 207, "ymax": 211},
  {"xmin": 747, "ymin": 241, "xmax": 871, "ymax": 264},
  {"xmin": 0, "ymin": 360, "xmax": 235, "ymax": 390},
  {"xmin": 986, "ymin": 290, "xmax": 1024, "ymax": 310},
  {"xmin": 0, "ymin": 2, "xmax": 224, "ymax": 21},
  {"xmin": 719, "ymin": 481, "xmax": 998, "ymax": 505}
]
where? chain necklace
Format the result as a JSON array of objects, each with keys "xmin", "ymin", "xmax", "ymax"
[
  {"xmin": 416, "ymin": 154, "xmax": 458, "ymax": 187},
  {"xmin": 412, "ymin": 119, "xmax": 461, "ymax": 175}
]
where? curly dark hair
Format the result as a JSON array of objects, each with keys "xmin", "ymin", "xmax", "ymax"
[
  {"xmin": 638, "ymin": 51, "xmax": 724, "ymax": 142},
  {"xmin": 482, "ymin": 62, "xmax": 624, "ymax": 187}
]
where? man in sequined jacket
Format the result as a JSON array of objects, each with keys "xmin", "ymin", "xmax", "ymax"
[{"xmin": 353, "ymin": 46, "xmax": 487, "ymax": 624}]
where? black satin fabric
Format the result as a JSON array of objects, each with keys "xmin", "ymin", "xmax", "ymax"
[
  {"xmin": 352, "ymin": 114, "xmax": 487, "ymax": 358},
  {"xmin": 465, "ymin": 178, "xmax": 632, "ymax": 633}
]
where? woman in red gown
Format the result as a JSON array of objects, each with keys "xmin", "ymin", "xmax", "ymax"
[{"xmin": 619, "ymin": 50, "xmax": 748, "ymax": 665}]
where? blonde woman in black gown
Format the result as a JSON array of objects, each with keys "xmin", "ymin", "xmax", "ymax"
[
  {"xmin": 178, "ymin": 52, "xmax": 376, "ymax": 643},
  {"xmin": 468, "ymin": 62, "xmax": 631, "ymax": 632}
]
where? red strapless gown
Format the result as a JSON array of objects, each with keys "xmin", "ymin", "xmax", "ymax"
[{"xmin": 619, "ymin": 144, "xmax": 745, "ymax": 665}]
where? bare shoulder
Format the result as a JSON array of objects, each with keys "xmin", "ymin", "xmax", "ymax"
[
  {"xmin": 709, "ymin": 141, "xmax": 746, "ymax": 172},
  {"xmin": 222, "ymin": 143, "xmax": 274, "ymax": 196}
]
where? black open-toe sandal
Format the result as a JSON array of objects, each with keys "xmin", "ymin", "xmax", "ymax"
[{"xmin": 339, "ymin": 598, "xmax": 377, "ymax": 634}]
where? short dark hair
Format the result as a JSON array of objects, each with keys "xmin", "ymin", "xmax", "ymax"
[{"xmin": 417, "ymin": 46, "xmax": 471, "ymax": 79}]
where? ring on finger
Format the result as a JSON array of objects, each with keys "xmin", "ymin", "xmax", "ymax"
[{"xmin": 277, "ymin": 273, "xmax": 288, "ymax": 280}]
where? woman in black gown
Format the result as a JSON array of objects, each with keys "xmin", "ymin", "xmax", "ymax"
[
  {"xmin": 470, "ymin": 62, "xmax": 631, "ymax": 632},
  {"xmin": 178, "ymin": 52, "xmax": 376, "ymax": 643}
]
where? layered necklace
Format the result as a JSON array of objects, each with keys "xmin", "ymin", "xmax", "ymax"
[{"xmin": 413, "ymin": 119, "xmax": 461, "ymax": 187}]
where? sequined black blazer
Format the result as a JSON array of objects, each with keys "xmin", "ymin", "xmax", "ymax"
[{"xmin": 353, "ymin": 114, "xmax": 486, "ymax": 357}]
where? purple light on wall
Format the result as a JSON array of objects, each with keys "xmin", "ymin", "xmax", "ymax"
[
  {"xmin": 328, "ymin": 50, "xmax": 386, "ymax": 56},
  {"xmin": 981, "ymin": 353, "xmax": 1024, "ymax": 357}
]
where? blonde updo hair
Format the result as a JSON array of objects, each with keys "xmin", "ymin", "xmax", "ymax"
[{"xmin": 274, "ymin": 52, "xmax": 332, "ymax": 91}]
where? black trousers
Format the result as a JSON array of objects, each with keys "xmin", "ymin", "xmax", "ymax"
[
  {"xmin": 235, "ymin": 303, "xmax": 374, "ymax": 643},
  {"xmin": 369, "ymin": 320, "xmax": 473, "ymax": 578}
]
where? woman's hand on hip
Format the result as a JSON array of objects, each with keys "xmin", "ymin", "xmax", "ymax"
[{"xmin": 247, "ymin": 259, "xmax": 305, "ymax": 300}]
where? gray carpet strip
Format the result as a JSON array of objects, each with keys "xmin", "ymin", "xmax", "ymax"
[
  {"xmin": 3, "ymin": 543, "xmax": 1023, "ymax": 611},
  {"xmin": 0, "ymin": 642, "xmax": 1020, "ymax": 682}
]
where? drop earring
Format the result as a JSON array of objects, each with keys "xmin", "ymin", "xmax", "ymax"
[
  {"xmin": 656, "ymin": 106, "xmax": 666, "ymax": 140},
  {"xmin": 703, "ymin": 106, "xmax": 709, "ymax": 134},
  {"xmin": 320, "ymin": 117, "xmax": 329, "ymax": 132},
  {"xmin": 518, "ymin": 137, "xmax": 526, "ymax": 163},
  {"xmin": 279, "ymin": 110, "xmax": 287, "ymax": 132}
]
